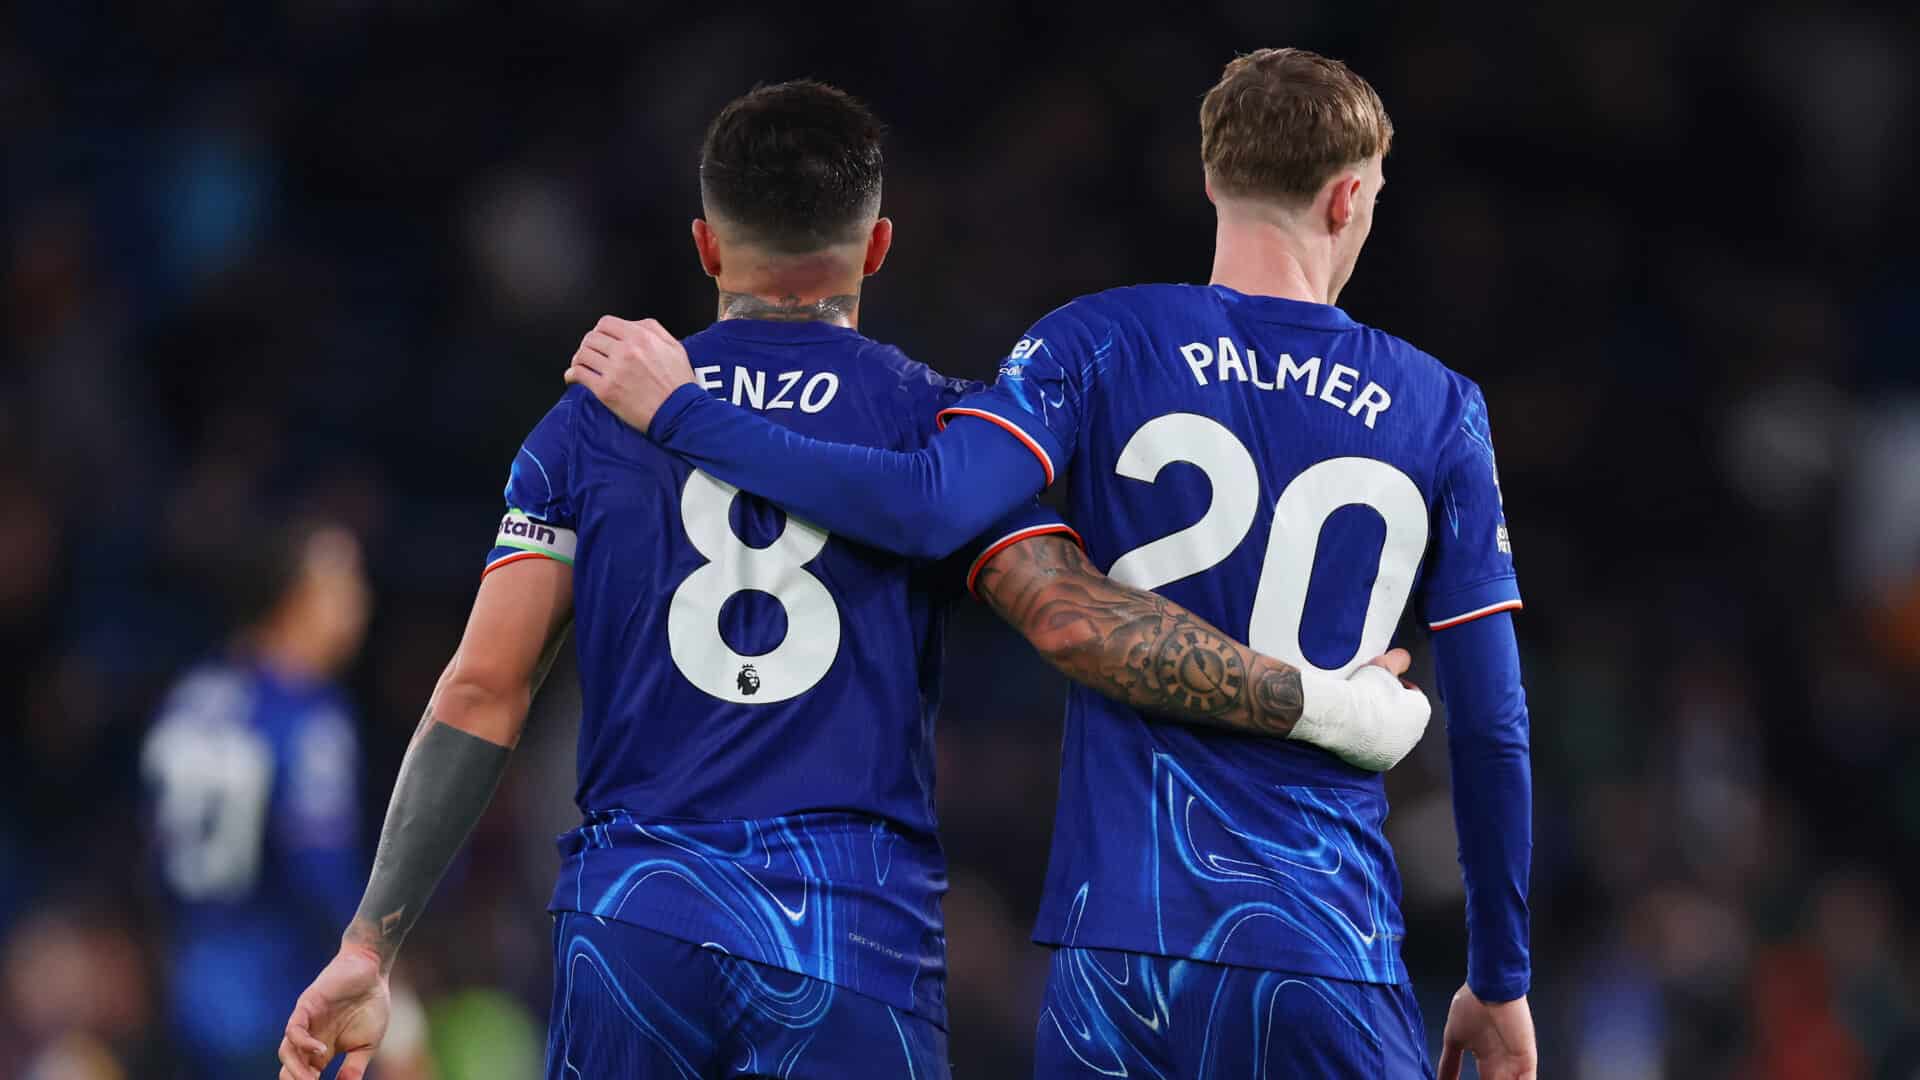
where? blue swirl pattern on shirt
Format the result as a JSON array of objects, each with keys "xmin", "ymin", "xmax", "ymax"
[{"xmin": 552, "ymin": 809, "xmax": 947, "ymax": 1021}]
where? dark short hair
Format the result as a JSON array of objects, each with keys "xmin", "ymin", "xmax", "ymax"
[
  {"xmin": 699, "ymin": 80, "xmax": 884, "ymax": 254},
  {"xmin": 192, "ymin": 518, "xmax": 317, "ymax": 632}
]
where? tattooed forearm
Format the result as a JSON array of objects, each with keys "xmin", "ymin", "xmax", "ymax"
[
  {"xmin": 717, "ymin": 291, "xmax": 859, "ymax": 325},
  {"xmin": 345, "ymin": 627, "xmax": 569, "ymax": 971},
  {"xmin": 344, "ymin": 713, "xmax": 510, "ymax": 972},
  {"xmin": 975, "ymin": 535, "xmax": 1304, "ymax": 737}
]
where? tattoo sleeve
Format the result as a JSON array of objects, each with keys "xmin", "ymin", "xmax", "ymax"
[
  {"xmin": 974, "ymin": 536, "xmax": 1304, "ymax": 737},
  {"xmin": 345, "ymin": 626, "xmax": 570, "ymax": 972},
  {"xmin": 344, "ymin": 718, "xmax": 510, "ymax": 973}
]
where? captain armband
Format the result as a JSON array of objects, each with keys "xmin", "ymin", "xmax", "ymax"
[{"xmin": 485, "ymin": 509, "xmax": 577, "ymax": 574}]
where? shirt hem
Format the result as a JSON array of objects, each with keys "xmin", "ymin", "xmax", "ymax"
[
  {"xmin": 1030, "ymin": 929, "xmax": 1406, "ymax": 987},
  {"xmin": 548, "ymin": 896, "xmax": 948, "ymax": 1026}
]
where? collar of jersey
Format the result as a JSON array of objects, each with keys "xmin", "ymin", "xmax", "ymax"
[
  {"xmin": 700, "ymin": 318, "xmax": 863, "ymax": 344},
  {"xmin": 1210, "ymin": 284, "xmax": 1357, "ymax": 330}
]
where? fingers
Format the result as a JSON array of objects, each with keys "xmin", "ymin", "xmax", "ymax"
[
  {"xmin": 566, "ymin": 350, "xmax": 605, "ymax": 389},
  {"xmin": 337, "ymin": 1048, "xmax": 375, "ymax": 1080},
  {"xmin": 288, "ymin": 1014, "xmax": 328, "ymax": 1061},
  {"xmin": 572, "ymin": 318, "xmax": 686, "ymax": 408},
  {"xmin": 580, "ymin": 329, "xmax": 619, "ymax": 357},
  {"xmin": 593, "ymin": 316, "xmax": 676, "ymax": 344},
  {"xmin": 279, "ymin": 1003, "xmax": 330, "ymax": 1079},
  {"xmin": 286, "ymin": 1007, "xmax": 324, "ymax": 1057},
  {"xmin": 297, "ymin": 1029, "xmax": 329, "ymax": 1060},
  {"xmin": 1438, "ymin": 983, "xmax": 1477, "ymax": 1080},
  {"xmin": 1366, "ymin": 647, "xmax": 1412, "ymax": 677},
  {"xmin": 1364, "ymin": 648, "xmax": 1421, "ymax": 691},
  {"xmin": 277, "ymin": 1036, "xmax": 322, "ymax": 1080}
]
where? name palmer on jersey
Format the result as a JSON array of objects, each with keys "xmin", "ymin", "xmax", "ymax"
[
  {"xmin": 939, "ymin": 285, "xmax": 1514, "ymax": 989},
  {"xmin": 1177, "ymin": 336, "xmax": 1393, "ymax": 429}
]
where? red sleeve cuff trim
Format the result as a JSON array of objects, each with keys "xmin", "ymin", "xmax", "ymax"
[
  {"xmin": 1429, "ymin": 599, "xmax": 1524, "ymax": 631},
  {"xmin": 967, "ymin": 524, "xmax": 1085, "ymax": 599},
  {"xmin": 482, "ymin": 550, "xmax": 565, "ymax": 578},
  {"xmin": 935, "ymin": 407, "xmax": 1057, "ymax": 487}
]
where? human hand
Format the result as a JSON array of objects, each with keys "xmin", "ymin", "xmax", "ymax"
[
  {"xmin": 1437, "ymin": 984, "xmax": 1538, "ymax": 1080},
  {"xmin": 277, "ymin": 944, "xmax": 390, "ymax": 1080},
  {"xmin": 565, "ymin": 316, "xmax": 697, "ymax": 435},
  {"xmin": 1289, "ymin": 648, "xmax": 1431, "ymax": 771}
]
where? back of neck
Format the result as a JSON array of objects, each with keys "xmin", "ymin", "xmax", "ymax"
[
  {"xmin": 1208, "ymin": 217, "xmax": 1334, "ymax": 306},
  {"xmin": 715, "ymin": 256, "xmax": 863, "ymax": 327},
  {"xmin": 716, "ymin": 287, "xmax": 861, "ymax": 327}
]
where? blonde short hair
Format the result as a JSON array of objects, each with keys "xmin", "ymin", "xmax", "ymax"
[{"xmin": 1200, "ymin": 48, "xmax": 1394, "ymax": 203}]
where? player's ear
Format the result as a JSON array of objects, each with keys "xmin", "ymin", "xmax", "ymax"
[
  {"xmin": 862, "ymin": 217, "xmax": 893, "ymax": 277},
  {"xmin": 1326, "ymin": 173, "xmax": 1363, "ymax": 232},
  {"xmin": 692, "ymin": 218, "xmax": 723, "ymax": 278}
]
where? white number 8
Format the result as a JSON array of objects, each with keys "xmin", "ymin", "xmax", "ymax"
[{"xmin": 667, "ymin": 471, "xmax": 842, "ymax": 703}]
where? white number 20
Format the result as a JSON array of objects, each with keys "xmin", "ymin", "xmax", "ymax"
[
  {"xmin": 667, "ymin": 471, "xmax": 842, "ymax": 703},
  {"xmin": 1107, "ymin": 413, "xmax": 1427, "ymax": 677}
]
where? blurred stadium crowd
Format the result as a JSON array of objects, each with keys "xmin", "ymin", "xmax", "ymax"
[{"xmin": 3, "ymin": 2, "xmax": 1918, "ymax": 1077}]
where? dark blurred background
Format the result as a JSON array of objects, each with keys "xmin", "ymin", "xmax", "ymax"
[{"xmin": 4, "ymin": 2, "xmax": 1919, "ymax": 1077}]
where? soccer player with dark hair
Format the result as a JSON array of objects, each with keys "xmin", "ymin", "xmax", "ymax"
[
  {"xmin": 275, "ymin": 80, "xmax": 1427, "ymax": 1080},
  {"xmin": 143, "ymin": 522, "xmax": 408, "ymax": 1078},
  {"xmin": 571, "ymin": 49, "xmax": 1539, "ymax": 1080}
]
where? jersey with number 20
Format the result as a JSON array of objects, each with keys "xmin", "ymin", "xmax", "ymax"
[
  {"xmin": 486, "ymin": 319, "xmax": 971, "ymax": 1023},
  {"xmin": 943, "ymin": 284, "xmax": 1522, "ymax": 985}
]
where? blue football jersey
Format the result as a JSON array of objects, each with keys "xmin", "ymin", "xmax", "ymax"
[
  {"xmin": 143, "ymin": 659, "xmax": 364, "ymax": 1054},
  {"xmin": 944, "ymin": 284, "xmax": 1522, "ymax": 985},
  {"xmin": 486, "ymin": 319, "xmax": 972, "ymax": 1022}
]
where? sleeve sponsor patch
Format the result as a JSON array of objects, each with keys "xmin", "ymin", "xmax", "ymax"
[{"xmin": 494, "ymin": 508, "xmax": 577, "ymax": 564}]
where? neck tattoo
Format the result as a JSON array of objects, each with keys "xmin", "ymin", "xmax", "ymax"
[{"xmin": 718, "ymin": 291, "xmax": 858, "ymax": 325}]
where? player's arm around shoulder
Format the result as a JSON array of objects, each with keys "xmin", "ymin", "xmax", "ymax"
[
  {"xmin": 971, "ymin": 534, "xmax": 1429, "ymax": 771},
  {"xmin": 278, "ymin": 558, "xmax": 572, "ymax": 1080},
  {"xmin": 566, "ymin": 315, "xmax": 696, "ymax": 435}
]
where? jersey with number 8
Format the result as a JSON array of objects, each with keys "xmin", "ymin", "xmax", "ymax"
[
  {"xmin": 940, "ymin": 283, "xmax": 1522, "ymax": 986},
  {"xmin": 485, "ymin": 319, "xmax": 979, "ymax": 1022},
  {"xmin": 667, "ymin": 470, "xmax": 840, "ymax": 704}
]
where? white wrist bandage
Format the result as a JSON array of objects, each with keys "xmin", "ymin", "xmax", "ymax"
[{"xmin": 1290, "ymin": 665, "xmax": 1431, "ymax": 772}]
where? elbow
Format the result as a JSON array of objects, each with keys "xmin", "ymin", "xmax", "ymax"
[
  {"xmin": 1025, "ymin": 613, "xmax": 1102, "ymax": 671},
  {"xmin": 1447, "ymin": 732, "xmax": 1532, "ymax": 769},
  {"xmin": 430, "ymin": 656, "xmax": 530, "ymax": 745},
  {"xmin": 907, "ymin": 501, "xmax": 986, "ymax": 560},
  {"xmin": 882, "ymin": 504, "xmax": 979, "ymax": 562},
  {"xmin": 1446, "ymin": 709, "xmax": 1532, "ymax": 756},
  {"xmin": 918, "ymin": 526, "xmax": 977, "ymax": 562}
]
